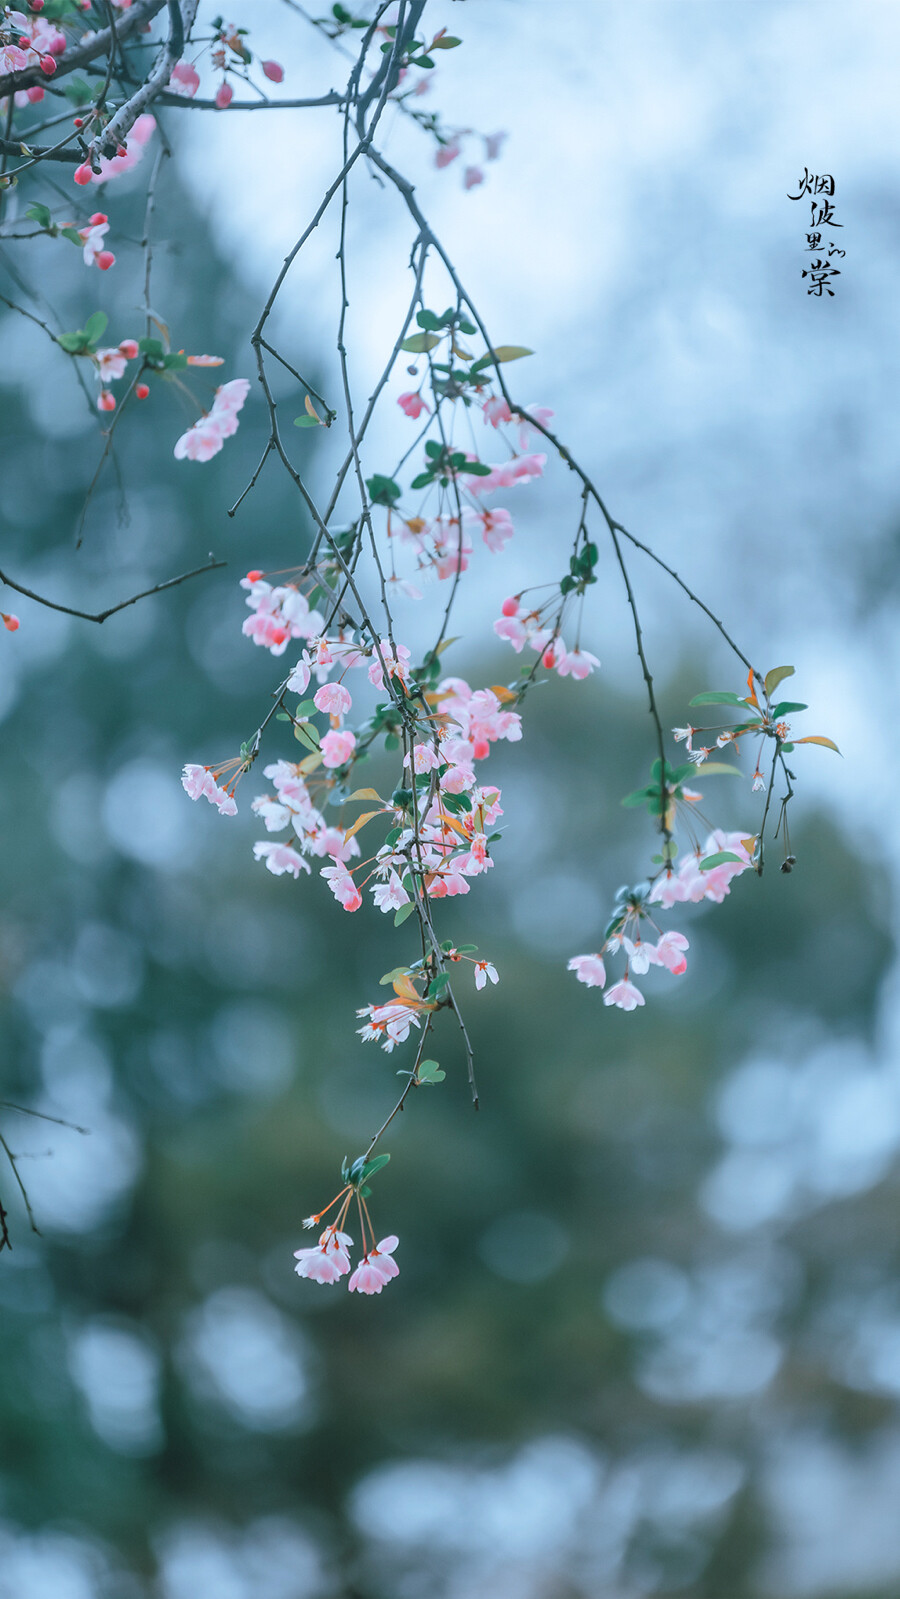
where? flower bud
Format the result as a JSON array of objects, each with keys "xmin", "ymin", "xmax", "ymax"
[
  {"xmin": 96, "ymin": 250, "xmax": 115, "ymax": 271},
  {"xmin": 118, "ymin": 339, "xmax": 139, "ymax": 359},
  {"xmin": 135, "ymin": 383, "xmax": 150, "ymax": 399},
  {"xmin": 215, "ymin": 80, "xmax": 233, "ymax": 109},
  {"xmin": 261, "ymin": 59, "xmax": 284, "ymax": 82},
  {"xmin": 97, "ymin": 390, "xmax": 116, "ymax": 412},
  {"xmin": 74, "ymin": 162, "xmax": 93, "ymax": 186},
  {"xmin": 501, "ymin": 596, "xmax": 519, "ymax": 617},
  {"xmin": 26, "ymin": 85, "xmax": 43, "ymax": 103},
  {"xmin": 39, "ymin": 54, "xmax": 56, "ymax": 74},
  {"xmin": 2, "ymin": 613, "xmax": 20, "ymax": 632}
]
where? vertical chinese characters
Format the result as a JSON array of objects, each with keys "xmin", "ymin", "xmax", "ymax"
[{"xmin": 788, "ymin": 169, "xmax": 846, "ymax": 297}]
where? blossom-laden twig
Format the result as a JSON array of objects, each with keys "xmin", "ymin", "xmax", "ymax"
[{"xmin": 0, "ymin": 0, "xmax": 839, "ymax": 1260}]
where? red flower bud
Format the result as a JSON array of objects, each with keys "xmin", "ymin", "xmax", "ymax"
[
  {"xmin": 245, "ymin": 570, "xmax": 263, "ymax": 583},
  {"xmin": 118, "ymin": 339, "xmax": 139, "ymax": 359},
  {"xmin": 261, "ymin": 60, "xmax": 284, "ymax": 83},
  {"xmin": 73, "ymin": 116, "xmax": 84, "ymax": 128},
  {"xmin": 74, "ymin": 162, "xmax": 92, "ymax": 186},
  {"xmin": 135, "ymin": 383, "xmax": 150, "ymax": 400},
  {"xmin": 215, "ymin": 80, "xmax": 233, "ymax": 109},
  {"xmin": 97, "ymin": 390, "xmax": 116, "ymax": 413},
  {"xmin": 39, "ymin": 54, "xmax": 56, "ymax": 75},
  {"xmin": 2, "ymin": 613, "xmax": 20, "ymax": 632},
  {"xmin": 96, "ymin": 250, "xmax": 115, "ymax": 271},
  {"xmin": 501, "ymin": 596, "xmax": 519, "ymax": 617}
]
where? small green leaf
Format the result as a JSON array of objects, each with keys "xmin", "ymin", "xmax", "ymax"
[
  {"xmin": 359, "ymin": 1152, "xmax": 391, "ymax": 1182},
  {"xmin": 366, "ymin": 473, "xmax": 402, "ymax": 505},
  {"xmin": 430, "ymin": 35, "xmax": 462, "ymax": 48},
  {"xmin": 417, "ymin": 1058, "xmax": 445, "ymax": 1084},
  {"xmin": 410, "ymin": 471, "xmax": 435, "ymax": 490},
  {"xmin": 416, "ymin": 310, "xmax": 441, "ymax": 331},
  {"xmin": 688, "ymin": 691, "xmax": 748, "ymax": 708},
  {"xmin": 700, "ymin": 850, "xmax": 743, "ymax": 870},
  {"xmin": 26, "ymin": 203, "xmax": 52, "ymax": 227},
  {"xmin": 138, "ymin": 336, "xmax": 165, "ymax": 359},
  {"xmin": 293, "ymin": 721, "xmax": 320, "ymax": 752},
  {"xmin": 400, "ymin": 332, "xmax": 441, "ymax": 353},
  {"xmin": 57, "ymin": 331, "xmax": 88, "ymax": 353},
  {"xmin": 772, "ymin": 701, "xmax": 807, "ymax": 717},
  {"xmin": 394, "ymin": 900, "xmax": 416, "ymax": 927},
  {"xmin": 294, "ymin": 415, "xmax": 320, "ymax": 428},
  {"xmin": 83, "ymin": 310, "xmax": 108, "ymax": 348},
  {"xmin": 764, "ymin": 664, "xmax": 794, "ymax": 696},
  {"xmin": 427, "ymin": 973, "xmax": 451, "ymax": 999},
  {"xmin": 294, "ymin": 699, "xmax": 317, "ymax": 717},
  {"xmin": 59, "ymin": 227, "xmax": 85, "ymax": 247},
  {"xmin": 621, "ymin": 786, "xmax": 657, "ymax": 808}
]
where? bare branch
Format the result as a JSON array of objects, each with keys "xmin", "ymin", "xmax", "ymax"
[{"xmin": 0, "ymin": 555, "xmax": 226, "ymax": 624}]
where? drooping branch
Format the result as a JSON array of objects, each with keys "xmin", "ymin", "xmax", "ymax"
[
  {"xmin": 0, "ymin": 0, "xmax": 166, "ymax": 99},
  {"xmin": 0, "ymin": 556, "xmax": 226, "ymax": 624}
]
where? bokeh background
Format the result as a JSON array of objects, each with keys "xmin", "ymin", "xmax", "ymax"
[{"xmin": 2, "ymin": 2, "xmax": 900, "ymax": 1595}]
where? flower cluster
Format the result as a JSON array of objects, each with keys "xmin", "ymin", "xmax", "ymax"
[
  {"xmin": 294, "ymin": 1162, "xmax": 399, "ymax": 1295},
  {"xmin": 174, "ymin": 377, "xmax": 250, "ymax": 462}
]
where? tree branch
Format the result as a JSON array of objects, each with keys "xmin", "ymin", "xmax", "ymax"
[{"xmin": 0, "ymin": 555, "xmax": 225, "ymax": 623}]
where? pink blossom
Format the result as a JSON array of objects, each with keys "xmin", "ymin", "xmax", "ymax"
[
  {"xmin": 398, "ymin": 390, "xmax": 430, "ymax": 419},
  {"xmin": 321, "ymin": 864, "xmax": 362, "ymax": 912},
  {"xmin": 168, "ymin": 59, "xmax": 200, "ymax": 97},
  {"xmin": 369, "ymin": 1235, "xmax": 399, "ymax": 1281},
  {"xmin": 2, "ymin": 612, "xmax": 20, "ymax": 632},
  {"xmin": 516, "ymin": 404, "xmax": 554, "ymax": 452},
  {"xmin": 320, "ymin": 728, "xmax": 356, "ymax": 769},
  {"xmin": 251, "ymin": 794, "xmax": 293, "ymax": 832},
  {"xmin": 215, "ymin": 80, "xmax": 233, "ymax": 109},
  {"xmin": 464, "ymin": 165, "xmax": 484, "ymax": 190},
  {"xmin": 314, "ymin": 682, "xmax": 351, "ymax": 717},
  {"xmin": 464, "ymin": 505, "xmax": 514, "ymax": 552},
  {"xmin": 90, "ymin": 112, "xmax": 156, "ymax": 182},
  {"xmin": 262, "ymin": 59, "xmax": 284, "ymax": 82},
  {"xmin": 622, "ymin": 936, "xmax": 660, "ymax": 975},
  {"xmin": 348, "ymin": 1257, "xmax": 391, "ymax": 1294},
  {"xmin": 253, "ymin": 841, "xmax": 310, "ymax": 877},
  {"xmin": 294, "ymin": 1227, "xmax": 352, "ymax": 1284},
  {"xmin": 474, "ymin": 960, "xmax": 498, "ymax": 989},
  {"xmin": 356, "ymin": 1002, "xmax": 421, "ymax": 1050},
  {"xmin": 435, "ymin": 138, "xmax": 460, "ymax": 168},
  {"xmin": 174, "ymin": 377, "xmax": 249, "ymax": 462},
  {"xmin": 367, "ymin": 640, "xmax": 411, "ymax": 690},
  {"xmin": 79, "ymin": 214, "xmax": 112, "ymax": 268},
  {"xmin": 97, "ymin": 390, "xmax": 116, "ymax": 413},
  {"xmin": 405, "ymin": 742, "xmax": 440, "ymax": 774},
  {"xmin": 287, "ymin": 653, "xmax": 313, "ymax": 692},
  {"xmin": 655, "ymin": 930, "xmax": 689, "ymax": 975},
  {"xmin": 493, "ymin": 613, "xmax": 528, "ymax": 651},
  {"xmin": 556, "ymin": 646, "xmax": 601, "ymax": 680},
  {"xmin": 604, "ymin": 977, "xmax": 645, "ymax": 1012},
  {"xmin": 181, "ymin": 764, "xmax": 238, "ymax": 815},
  {"xmin": 372, "ymin": 871, "xmax": 410, "ymax": 914},
  {"xmin": 484, "ymin": 131, "xmax": 507, "ymax": 161},
  {"xmin": 482, "ymin": 396, "xmax": 512, "ymax": 428},
  {"xmin": 568, "ymin": 953, "xmax": 606, "ymax": 988},
  {"xmin": 0, "ymin": 43, "xmax": 28, "ymax": 72},
  {"xmin": 95, "ymin": 346, "xmax": 127, "ymax": 381}
]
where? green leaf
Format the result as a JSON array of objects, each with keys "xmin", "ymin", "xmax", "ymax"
[
  {"xmin": 688, "ymin": 691, "xmax": 748, "ymax": 707},
  {"xmin": 693, "ymin": 762, "xmax": 742, "ymax": 777},
  {"xmin": 764, "ymin": 664, "xmax": 794, "ymax": 696},
  {"xmin": 83, "ymin": 310, "xmax": 108, "ymax": 348},
  {"xmin": 793, "ymin": 735, "xmax": 842, "ymax": 754},
  {"xmin": 394, "ymin": 900, "xmax": 416, "ymax": 927},
  {"xmin": 400, "ymin": 332, "xmax": 441, "ymax": 353},
  {"xmin": 294, "ymin": 699, "xmax": 317, "ymax": 717},
  {"xmin": 772, "ymin": 701, "xmax": 807, "ymax": 716},
  {"xmin": 416, "ymin": 310, "xmax": 441, "ymax": 331},
  {"xmin": 622, "ymin": 786, "xmax": 657, "ymax": 808},
  {"xmin": 63, "ymin": 77, "xmax": 94, "ymax": 107},
  {"xmin": 366, "ymin": 473, "xmax": 402, "ymax": 506},
  {"xmin": 700, "ymin": 850, "xmax": 744, "ymax": 870},
  {"xmin": 427, "ymin": 973, "xmax": 451, "ymax": 999},
  {"xmin": 59, "ymin": 227, "xmax": 85, "ymax": 247},
  {"xmin": 294, "ymin": 415, "xmax": 320, "ymax": 428},
  {"xmin": 57, "ymin": 332, "xmax": 88, "ymax": 354},
  {"xmin": 379, "ymin": 966, "xmax": 410, "ymax": 986},
  {"xmin": 410, "ymin": 471, "xmax": 435, "ymax": 490},
  {"xmin": 293, "ymin": 721, "xmax": 320, "ymax": 752},
  {"xmin": 430, "ymin": 35, "xmax": 462, "ymax": 48},
  {"xmin": 138, "ymin": 337, "xmax": 165, "ymax": 360},
  {"xmin": 162, "ymin": 352, "xmax": 188, "ymax": 371},
  {"xmin": 359, "ymin": 1153, "xmax": 391, "ymax": 1182},
  {"xmin": 417, "ymin": 1058, "xmax": 445, "ymax": 1084},
  {"xmin": 26, "ymin": 203, "xmax": 52, "ymax": 228},
  {"xmin": 456, "ymin": 943, "xmax": 478, "ymax": 954}
]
